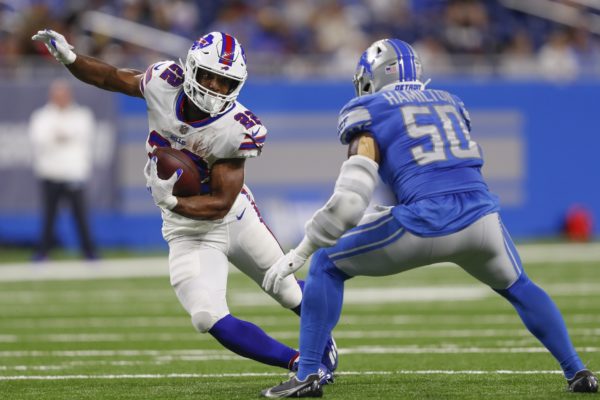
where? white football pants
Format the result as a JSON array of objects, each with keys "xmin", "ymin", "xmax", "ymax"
[{"xmin": 168, "ymin": 190, "xmax": 302, "ymax": 332}]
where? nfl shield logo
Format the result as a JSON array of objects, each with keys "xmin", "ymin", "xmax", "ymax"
[{"xmin": 179, "ymin": 125, "xmax": 190, "ymax": 135}]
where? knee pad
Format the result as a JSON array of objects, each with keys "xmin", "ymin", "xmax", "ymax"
[{"xmin": 191, "ymin": 311, "xmax": 218, "ymax": 333}]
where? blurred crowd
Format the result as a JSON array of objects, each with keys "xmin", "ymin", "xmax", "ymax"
[{"xmin": 1, "ymin": 0, "xmax": 600, "ymax": 79}]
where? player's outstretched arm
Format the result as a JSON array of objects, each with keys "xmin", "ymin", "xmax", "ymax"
[
  {"xmin": 263, "ymin": 132, "xmax": 380, "ymax": 293},
  {"xmin": 171, "ymin": 158, "xmax": 246, "ymax": 220},
  {"xmin": 32, "ymin": 29, "xmax": 143, "ymax": 98}
]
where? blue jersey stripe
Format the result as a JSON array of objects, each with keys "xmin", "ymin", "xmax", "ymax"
[
  {"xmin": 330, "ymin": 227, "xmax": 405, "ymax": 262},
  {"xmin": 340, "ymin": 214, "xmax": 394, "ymax": 239},
  {"xmin": 500, "ymin": 219, "xmax": 523, "ymax": 275},
  {"xmin": 328, "ymin": 216, "xmax": 404, "ymax": 261}
]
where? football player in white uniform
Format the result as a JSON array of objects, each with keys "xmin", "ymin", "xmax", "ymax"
[{"xmin": 32, "ymin": 29, "xmax": 337, "ymax": 380}]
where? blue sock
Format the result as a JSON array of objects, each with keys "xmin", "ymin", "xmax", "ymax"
[
  {"xmin": 297, "ymin": 250, "xmax": 350, "ymax": 381},
  {"xmin": 495, "ymin": 273, "xmax": 584, "ymax": 379},
  {"xmin": 291, "ymin": 279, "xmax": 305, "ymax": 316},
  {"xmin": 209, "ymin": 314, "xmax": 298, "ymax": 369}
]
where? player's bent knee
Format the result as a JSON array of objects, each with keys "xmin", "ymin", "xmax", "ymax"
[
  {"xmin": 494, "ymin": 272, "xmax": 530, "ymax": 298},
  {"xmin": 267, "ymin": 276, "xmax": 302, "ymax": 309},
  {"xmin": 191, "ymin": 311, "xmax": 218, "ymax": 333}
]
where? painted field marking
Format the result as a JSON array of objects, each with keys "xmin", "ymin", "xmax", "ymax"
[
  {"xmin": 1, "ymin": 346, "xmax": 598, "ymax": 359},
  {"xmin": 0, "ymin": 369, "xmax": 566, "ymax": 381},
  {"xmin": 3, "ymin": 313, "xmax": 599, "ymax": 329},
  {"xmin": 2, "ymin": 242, "xmax": 600, "ymax": 282},
  {"xmin": 1, "ymin": 327, "xmax": 598, "ymax": 343}
]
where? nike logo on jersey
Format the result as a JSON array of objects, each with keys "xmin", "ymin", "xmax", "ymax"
[{"xmin": 236, "ymin": 208, "xmax": 246, "ymax": 220}]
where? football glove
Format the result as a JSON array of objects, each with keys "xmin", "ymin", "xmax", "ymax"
[
  {"xmin": 145, "ymin": 156, "xmax": 180, "ymax": 210},
  {"xmin": 262, "ymin": 249, "xmax": 307, "ymax": 294},
  {"xmin": 31, "ymin": 29, "xmax": 77, "ymax": 65}
]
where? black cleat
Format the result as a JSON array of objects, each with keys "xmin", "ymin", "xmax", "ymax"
[
  {"xmin": 289, "ymin": 358, "xmax": 334, "ymax": 386},
  {"xmin": 261, "ymin": 373, "xmax": 323, "ymax": 398},
  {"xmin": 567, "ymin": 369, "xmax": 598, "ymax": 393}
]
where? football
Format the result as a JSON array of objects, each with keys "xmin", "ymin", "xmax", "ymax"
[{"xmin": 152, "ymin": 147, "xmax": 202, "ymax": 197}]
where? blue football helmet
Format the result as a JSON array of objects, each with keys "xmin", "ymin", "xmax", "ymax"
[{"xmin": 353, "ymin": 39, "xmax": 426, "ymax": 96}]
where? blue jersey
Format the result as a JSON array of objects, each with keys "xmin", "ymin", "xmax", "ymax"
[{"xmin": 337, "ymin": 88, "xmax": 499, "ymax": 236}]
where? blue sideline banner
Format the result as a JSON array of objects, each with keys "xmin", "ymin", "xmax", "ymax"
[{"xmin": 0, "ymin": 80, "xmax": 598, "ymax": 249}]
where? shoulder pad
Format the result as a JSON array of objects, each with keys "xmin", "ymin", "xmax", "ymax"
[
  {"xmin": 231, "ymin": 107, "xmax": 267, "ymax": 154},
  {"xmin": 140, "ymin": 60, "xmax": 183, "ymax": 97},
  {"xmin": 238, "ymin": 124, "xmax": 267, "ymax": 153},
  {"xmin": 337, "ymin": 97, "xmax": 373, "ymax": 145}
]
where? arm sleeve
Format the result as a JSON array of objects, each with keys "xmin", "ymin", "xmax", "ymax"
[{"xmin": 337, "ymin": 99, "xmax": 373, "ymax": 145}]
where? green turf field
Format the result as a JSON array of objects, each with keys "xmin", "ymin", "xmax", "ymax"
[{"xmin": 0, "ymin": 253, "xmax": 598, "ymax": 399}]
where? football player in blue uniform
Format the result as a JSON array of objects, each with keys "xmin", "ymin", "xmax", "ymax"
[{"xmin": 260, "ymin": 39, "xmax": 598, "ymax": 397}]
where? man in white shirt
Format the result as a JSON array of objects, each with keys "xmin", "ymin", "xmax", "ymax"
[{"xmin": 29, "ymin": 79, "xmax": 98, "ymax": 260}]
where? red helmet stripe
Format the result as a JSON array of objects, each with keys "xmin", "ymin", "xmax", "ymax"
[{"xmin": 219, "ymin": 32, "xmax": 235, "ymax": 66}]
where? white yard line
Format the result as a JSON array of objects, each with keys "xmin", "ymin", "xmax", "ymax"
[
  {"xmin": 0, "ymin": 327, "xmax": 599, "ymax": 343},
  {"xmin": 0, "ymin": 369, "xmax": 566, "ymax": 381},
  {"xmin": 0, "ymin": 283, "xmax": 596, "ymax": 308},
  {"xmin": 0, "ymin": 329, "xmax": 588, "ymax": 343},
  {"xmin": 3, "ymin": 313, "xmax": 599, "ymax": 329},
  {"xmin": 1, "ymin": 242, "xmax": 600, "ymax": 282},
  {"xmin": 1, "ymin": 346, "xmax": 598, "ymax": 358}
]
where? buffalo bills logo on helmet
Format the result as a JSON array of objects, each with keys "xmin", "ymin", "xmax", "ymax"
[{"xmin": 191, "ymin": 33, "xmax": 214, "ymax": 50}]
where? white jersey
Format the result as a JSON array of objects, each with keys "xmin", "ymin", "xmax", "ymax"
[{"xmin": 140, "ymin": 60, "xmax": 267, "ymax": 241}]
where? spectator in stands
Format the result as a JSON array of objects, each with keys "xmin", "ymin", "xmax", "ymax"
[
  {"xmin": 498, "ymin": 30, "xmax": 538, "ymax": 78},
  {"xmin": 28, "ymin": 79, "xmax": 98, "ymax": 261},
  {"xmin": 538, "ymin": 30, "xmax": 579, "ymax": 80}
]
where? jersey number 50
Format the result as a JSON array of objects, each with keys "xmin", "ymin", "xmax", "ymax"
[{"xmin": 401, "ymin": 105, "xmax": 481, "ymax": 166}]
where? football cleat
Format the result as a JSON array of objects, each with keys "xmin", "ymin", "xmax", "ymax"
[
  {"xmin": 321, "ymin": 336, "xmax": 338, "ymax": 373},
  {"xmin": 261, "ymin": 373, "xmax": 323, "ymax": 398},
  {"xmin": 290, "ymin": 358, "xmax": 334, "ymax": 386},
  {"xmin": 317, "ymin": 364, "xmax": 334, "ymax": 386},
  {"xmin": 567, "ymin": 369, "xmax": 598, "ymax": 393}
]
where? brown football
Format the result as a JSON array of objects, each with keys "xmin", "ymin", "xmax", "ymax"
[{"xmin": 152, "ymin": 147, "xmax": 202, "ymax": 197}]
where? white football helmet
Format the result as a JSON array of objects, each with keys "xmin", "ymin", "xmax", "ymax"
[
  {"xmin": 183, "ymin": 32, "xmax": 248, "ymax": 116},
  {"xmin": 353, "ymin": 39, "xmax": 426, "ymax": 96}
]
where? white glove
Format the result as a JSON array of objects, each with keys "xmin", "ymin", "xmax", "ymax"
[
  {"xmin": 145, "ymin": 156, "xmax": 180, "ymax": 210},
  {"xmin": 262, "ymin": 249, "xmax": 307, "ymax": 294},
  {"xmin": 31, "ymin": 29, "xmax": 77, "ymax": 65}
]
